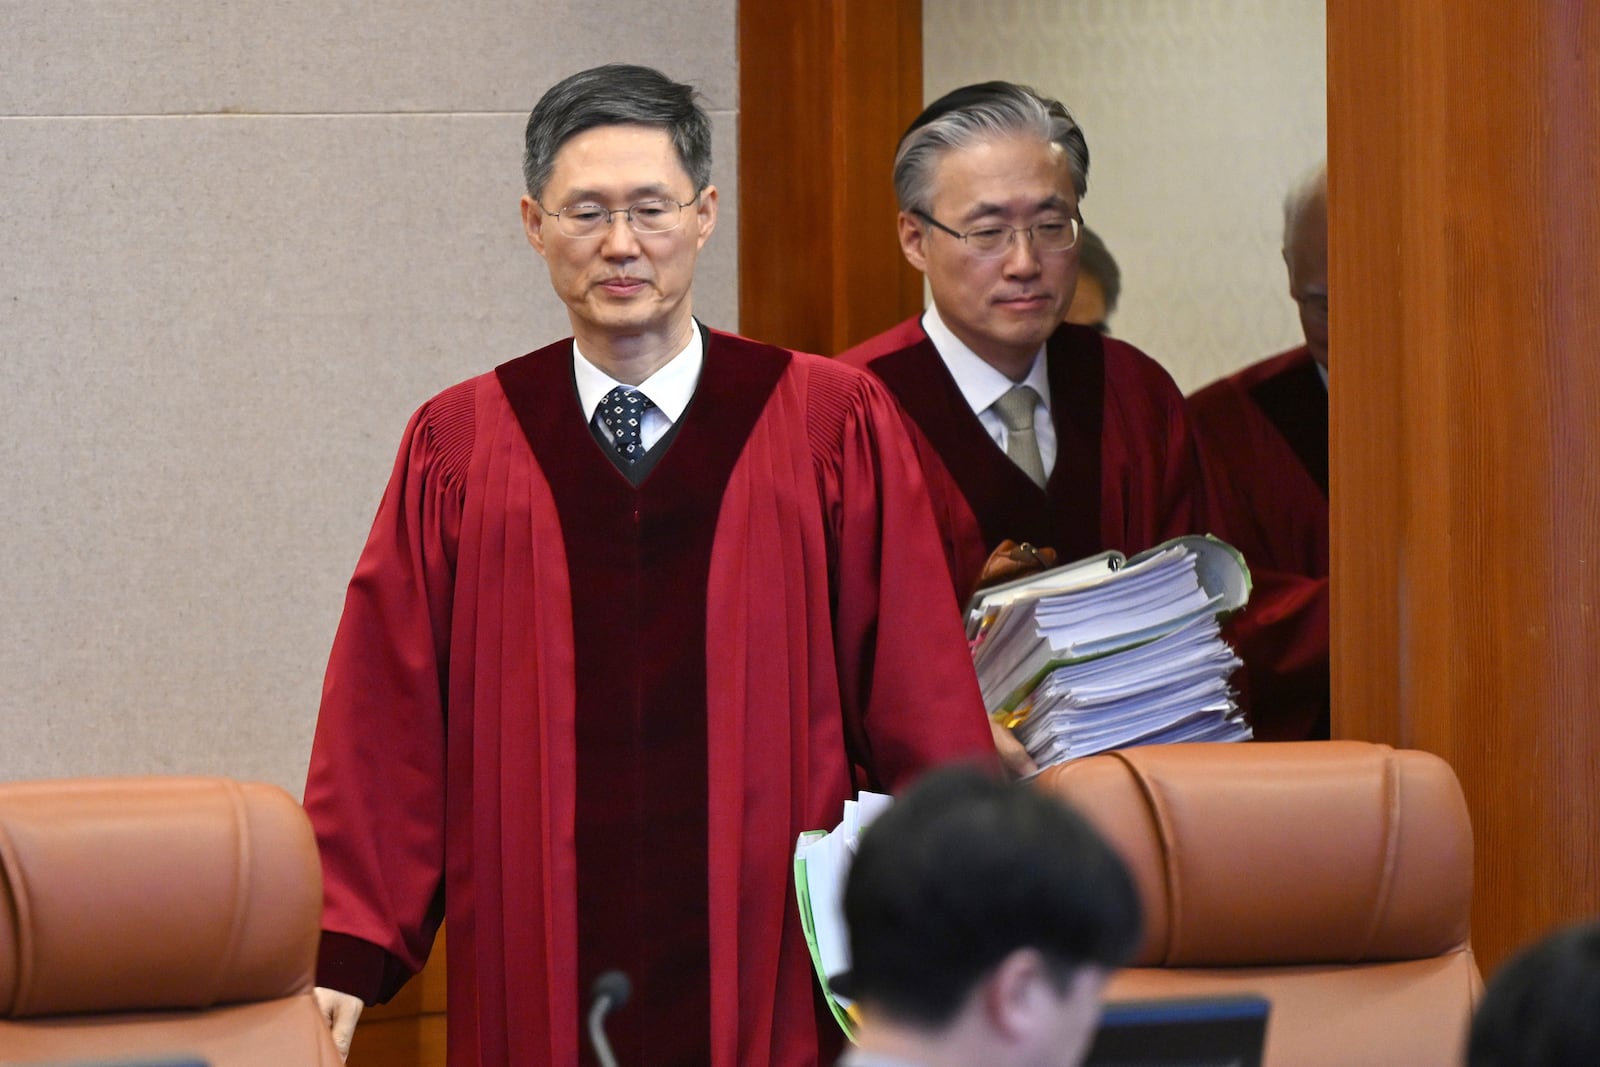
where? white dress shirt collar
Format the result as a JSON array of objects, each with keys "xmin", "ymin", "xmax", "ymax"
[
  {"xmin": 573, "ymin": 326, "xmax": 703, "ymax": 453},
  {"xmin": 921, "ymin": 305, "xmax": 1051, "ymax": 416}
]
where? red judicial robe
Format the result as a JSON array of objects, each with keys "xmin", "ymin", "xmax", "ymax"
[
  {"xmin": 837, "ymin": 316, "xmax": 1207, "ymax": 599},
  {"xmin": 1186, "ymin": 345, "xmax": 1330, "ymax": 741},
  {"xmin": 303, "ymin": 330, "xmax": 995, "ymax": 1067}
]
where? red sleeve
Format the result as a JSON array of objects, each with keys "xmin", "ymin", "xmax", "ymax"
[
  {"xmin": 1188, "ymin": 376, "xmax": 1330, "ymax": 741},
  {"xmin": 1189, "ymin": 380, "xmax": 1282, "ymax": 566},
  {"xmin": 899, "ymin": 417, "xmax": 992, "ymax": 603},
  {"xmin": 1222, "ymin": 571, "xmax": 1330, "ymax": 740},
  {"xmin": 302, "ymin": 388, "xmax": 470, "ymax": 1002},
  {"xmin": 827, "ymin": 375, "xmax": 998, "ymax": 790}
]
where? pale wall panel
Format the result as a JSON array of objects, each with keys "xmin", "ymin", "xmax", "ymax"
[
  {"xmin": 0, "ymin": 8, "xmax": 739, "ymax": 795},
  {"xmin": 924, "ymin": 0, "xmax": 1325, "ymax": 392},
  {"xmin": 1, "ymin": 1, "xmax": 737, "ymax": 114}
]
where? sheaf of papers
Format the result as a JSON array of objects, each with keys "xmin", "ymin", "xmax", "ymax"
[
  {"xmin": 793, "ymin": 790, "xmax": 893, "ymax": 1038},
  {"xmin": 972, "ymin": 538, "xmax": 1252, "ymax": 770}
]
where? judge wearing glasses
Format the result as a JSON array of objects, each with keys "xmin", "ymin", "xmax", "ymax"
[
  {"xmin": 303, "ymin": 64, "xmax": 994, "ymax": 1067},
  {"xmin": 839, "ymin": 81, "xmax": 1207, "ymax": 635}
]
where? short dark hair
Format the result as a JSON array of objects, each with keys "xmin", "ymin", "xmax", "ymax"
[
  {"xmin": 893, "ymin": 81, "xmax": 1089, "ymax": 215},
  {"xmin": 841, "ymin": 766, "xmax": 1142, "ymax": 1027},
  {"xmin": 1075, "ymin": 227, "xmax": 1121, "ymax": 317},
  {"xmin": 1468, "ymin": 920, "xmax": 1600, "ymax": 1067},
  {"xmin": 522, "ymin": 64, "xmax": 712, "ymax": 198}
]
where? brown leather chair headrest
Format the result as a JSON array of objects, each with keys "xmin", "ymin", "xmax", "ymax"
[
  {"xmin": 0, "ymin": 776, "xmax": 321, "ymax": 1017},
  {"xmin": 1034, "ymin": 741, "xmax": 1474, "ymax": 968}
]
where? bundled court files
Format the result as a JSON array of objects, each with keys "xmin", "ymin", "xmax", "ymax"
[
  {"xmin": 793, "ymin": 790, "xmax": 893, "ymax": 1040},
  {"xmin": 969, "ymin": 535, "xmax": 1254, "ymax": 770},
  {"xmin": 795, "ymin": 536, "xmax": 1253, "ymax": 1038}
]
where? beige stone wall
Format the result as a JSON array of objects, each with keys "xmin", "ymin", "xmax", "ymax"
[
  {"xmin": 925, "ymin": 0, "xmax": 1327, "ymax": 392},
  {"xmin": 0, "ymin": 4, "xmax": 737, "ymax": 794}
]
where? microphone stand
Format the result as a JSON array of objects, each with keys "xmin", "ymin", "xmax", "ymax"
[{"xmin": 586, "ymin": 969, "xmax": 632, "ymax": 1067}]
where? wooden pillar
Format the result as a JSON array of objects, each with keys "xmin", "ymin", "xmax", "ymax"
[
  {"xmin": 1328, "ymin": 0, "xmax": 1600, "ymax": 971},
  {"xmin": 738, "ymin": 0, "xmax": 925, "ymax": 354}
]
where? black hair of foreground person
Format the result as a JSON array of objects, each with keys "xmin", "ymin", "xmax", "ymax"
[
  {"xmin": 1467, "ymin": 919, "xmax": 1600, "ymax": 1067},
  {"xmin": 840, "ymin": 766, "xmax": 1142, "ymax": 1026}
]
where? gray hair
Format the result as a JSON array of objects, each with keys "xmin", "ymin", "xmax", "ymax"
[
  {"xmin": 522, "ymin": 64, "xmax": 712, "ymax": 199},
  {"xmin": 1282, "ymin": 160, "xmax": 1328, "ymax": 255},
  {"xmin": 1076, "ymin": 226, "xmax": 1121, "ymax": 315},
  {"xmin": 893, "ymin": 81, "xmax": 1089, "ymax": 215}
]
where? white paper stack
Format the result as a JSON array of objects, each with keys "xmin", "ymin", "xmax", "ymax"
[
  {"xmin": 792, "ymin": 790, "xmax": 894, "ymax": 1038},
  {"xmin": 969, "ymin": 537, "xmax": 1252, "ymax": 770}
]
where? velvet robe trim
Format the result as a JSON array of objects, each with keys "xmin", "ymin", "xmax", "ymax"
[
  {"xmin": 839, "ymin": 316, "xmax": 1205, "ymax": 598},
  {"xmin": 1247, "ymin": 347, "xmax": 1330, "ymax": 496},
  {"xmin": 1187, "ymin": 345, "xmax": 1330, "ymax": 573},
  {"xmin": 854, "ymin": 320, "xmax": 1107, "ymax": 562},
  {"xmin": 493, "ymin": 333, "xmax": 791, "ymax": 1065}
]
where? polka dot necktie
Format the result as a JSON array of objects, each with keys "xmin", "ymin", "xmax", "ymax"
[{"xmin": 597, "ymin": 386, "xmax": 655, "ymax": 465}]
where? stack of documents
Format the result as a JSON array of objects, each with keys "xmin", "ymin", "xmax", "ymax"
[
  {"xmin": 969, "ymin": 536, "xmax": 1253, "ymax": 770},
  {"xmin": 793, "ymin": 790, "xmax": 893, "ymax": 1039}
]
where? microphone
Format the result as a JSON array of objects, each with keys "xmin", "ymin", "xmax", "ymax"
[{"xmin": 586, "ymin": 969, "xmax": 632, "ymax": 1067}]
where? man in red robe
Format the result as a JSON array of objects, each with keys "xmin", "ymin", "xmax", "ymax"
[
  {"xmin": 1186, "ymin": 163, "xmax": 1329, "ymax": 741},
  {"xmin": 837, "ymin": 82, "xmax": 1206, "ymax": 616},
  {"xmin": 303, "ymin": 64, "xmax": 995, "ymax": 1067}
]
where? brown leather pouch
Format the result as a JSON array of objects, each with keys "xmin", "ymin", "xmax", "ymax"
[{"xmin": 972, "ymin": 539, "xmax": 1059, "ymax": 595}]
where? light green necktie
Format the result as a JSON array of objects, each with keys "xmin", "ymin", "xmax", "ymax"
[{"xmin": 992, "ymin": 384, "xmax": 1046, "ymax": 488}]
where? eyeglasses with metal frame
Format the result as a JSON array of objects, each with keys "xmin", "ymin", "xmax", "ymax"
[
  {"xmin": 913, "ymin": 209, "xmax": 1081, "ymax": 259},
  {"xmin": 539, "ymin": 192, "xmax": 703, "ymax": 238}
]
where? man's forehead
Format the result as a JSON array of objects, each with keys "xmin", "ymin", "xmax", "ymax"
[
  {"xmin": 927, "ymin": 137, "xmax": 1077, "ymax": 212},
  {"xmin": 555, "ymin": 180, "xmax": 679, "ymax": 204},
  {"xmin": 954, "ymin": 193, "xmax": 1076, "ymax": 222},
  {"xmin": 543, "ymin": 124, "xmax": 693, "ymax": 198}
]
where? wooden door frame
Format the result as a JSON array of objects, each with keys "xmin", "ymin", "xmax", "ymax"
[{"xmin": 738, "ymin": 0, "xmax": 925, "ymax": 355}]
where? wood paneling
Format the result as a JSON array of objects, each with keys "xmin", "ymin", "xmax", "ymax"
[
  {"xmin": 738, "ymin": 0, "xmax": 925, "ymax": 354},
  {"xmin": 1328, "ymin": 0, "xmax": 1600, "ymax": 971}
]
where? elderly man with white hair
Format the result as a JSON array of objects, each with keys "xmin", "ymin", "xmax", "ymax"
[{"xmin": 1186, "ymin": 162, "xmax": 1331, "ymax": 743}]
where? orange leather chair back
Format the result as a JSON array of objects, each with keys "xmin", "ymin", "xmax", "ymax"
[
  {"xmin": 1035, "ymin": 741, "xmax": 1482, "ymax": 1067},
  {"xmin": 0, "ymin": 776, "xmax": 341, "ymax": 1066}
]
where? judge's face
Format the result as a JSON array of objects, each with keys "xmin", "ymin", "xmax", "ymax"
[
  {"xmin": 521, "ymin": 124, "xmax": 717, "ymax": 349},
  {"xmin": 1285, "ymin": 193, "xmax": 1328, "ymax": 368},
  {"xmin": 899, "ymin": 134, "xmax": 1079, "ymax": 378}
]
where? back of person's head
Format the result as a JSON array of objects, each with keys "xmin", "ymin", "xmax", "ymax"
[
  {"xmin": 1468, "ymin": 920, "xmax": 1600, "ymax": 1067},
  {"xmin": 522, "ymin": 64, "xmax": 712, "ymax": 199},
  {"xmin": 892, "ymin": 81, "xmax": 1089, "ymax": 215},
  {"xmin": 1075, "ymin": 228, "xmax": 1120, "ymax": 314},
  {"xmin": 842, "ymin": 765, "xmax": 1142, "ymax": 1028}
]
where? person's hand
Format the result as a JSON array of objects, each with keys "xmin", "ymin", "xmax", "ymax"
[
  {"xmin": 990, "ymin": 718, "xmax": 1038, "ymax": 778},
  {"xmin": 314, "ymin": 986, "xmax": 364, "ymax": 1062}
]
